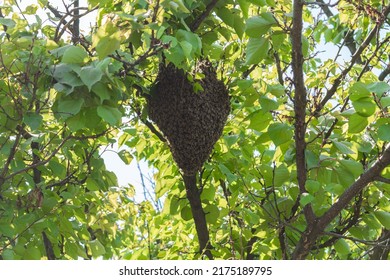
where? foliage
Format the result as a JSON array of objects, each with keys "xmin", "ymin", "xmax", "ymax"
[{"xmin": 0, "ymin": 0, "xmax": 389, "ymax": 260}]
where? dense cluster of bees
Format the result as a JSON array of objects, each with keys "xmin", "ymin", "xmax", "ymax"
[{"xmin": 148, "ymin": 61, "xmax": 230, "ymax": 176}]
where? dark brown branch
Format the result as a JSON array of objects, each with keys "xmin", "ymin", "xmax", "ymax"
[
  {"xmin": 72, "ymin": 0, "xmax": 80, "ymax": 44},
  {"xmin": 274, "ymin": 52, "xmax": 285, "ymax": 85},
  {"xmin": 183, "ymin": 174, "xmax": 213, "ymax": 259},
  {"xmin": 291, "ymin": 0, "xmax": 316, "ymax": 225},
  {"xmin": 314, "ymin": 191, "xmax": 363, "ymax": 250},
  {"xmin": 190, "ymin": 0, "xmax": 220, "ymax": 32},
  {"xmin": 374, "ymin": 176, "xmax": 390, "ymax": 184},
  {"xmin": 0, "ymin": 131, "xmax": 22, "ymax": 188},
  {"xmin": 379, "ymin": 64, "xmax": 390, "ymax": 81},
  {"xmin": 369, "ymin": 229, "xmax": 390, "ymax": 260},
  {"xmin": 292, "ymin": 143, "xmax": 390, "ymax": 259},
  {"xmin": 42, "ymin": 231, "xmax": 56, "ymax": 260}
]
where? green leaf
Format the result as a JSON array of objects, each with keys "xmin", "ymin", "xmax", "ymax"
[
  {"xmin": 0, "ymin": 223, "xmax": 15, "ymax": 238},
  {"xmin": 218, "ymin": 163, "xmax": 237, "ymax": 182},
  {"xmin": 24, "ymin": 246, "xmax": 42, "ymax": 260},
  {"xmin": 92, "ymin": 82, "xmax": 111, "ymax": 103},
  {"xmin": 352, "ymin": 97, "xmax": 376, "ymax": 117},
  {"xmin": 86, "ymin": 177, "xmax": 99, "ymax": 191},
  {"xmin": 164, "ymin": 45, "xmax": 185, "ymax": 66},
  {"xmin": 374, "ymin": 211, "xmax": 390, "ymax": 230},
  {"xmin": 176, "ymin": 30, "xmax": 202, "ymax": 57},
  {"xmin": 97, "ymin": 105, "xmax": 122, "ymax": 126},
  {"xmin": 180, "ymin": 206, "xmax": 192, "ymax": 221},
  {"xmin": 62, "ymin": 46, "xmax": 88, "ymax": 65},
  {"xmin": 216, "ymin": 7, "xmax": 245, "ymax": 39},
  {"xmin": 118, "ymin": 150, "xmax": 133, "ymax": 165},
  {"xmin": 381, "ymin": 96, "xmax": 390, "ymax": 108},
  {"xmin": 172, "ymin": 0, "xmax": 190, "ymax": 13},
  {"xmin": 268, "ymin": 123, "xmax": 293, "ymax": 146},
  {"xmin": 306, "ymin": 180, "xmax": 320, "ymax": 194},
  {"xmin": 24, "ymin": 112, "xmax": 43, "ymax": 131},
  {"xmin": 274, "ymin": 165, "xmax": 289, "ymax": 187},
  {"xmin": 245, "ymin": 37, "xmax": 269, "ymax": 65},
  {"xmin": 339, "ymin": 159, "xmax": 363, "ymax": 178},
  {"xmin": 302, "ymin": 36, "xmax": 309, "ymax": 57},
  {"xmin": 332, "ymin": 140, "xmax": 355, "ymax": 155},
  {"xmin": 348, "ymin": 113, "xmax": 368, "ymax": 133},
  {"xmin": 80, "ymin": 66, "xmax": 103, "ymax": 91},
  {"xmin": 237, "ymin": 0, "xmax": 250, "ymax": 18},
  {"xmin": 1, "ymin": 249, "xmax": 16, "ymax": 260},
  {"xmin": 334, "ymin": 239, "xmax": 350, "ymax": 256},
  {"xmin": 179, "ymin": 41, "xmax": 193, "ymax": 59},
  {"xmin": 248, "ymin": 110, "xmax": 272, "ymax": 131},
  {"xmin": 378, "ymin": 124, "xmax": 390, "ymax": 141},
  {"xmin": 24, "ymin": 4, "xmax": 39, "ymax": 15},
  {"xmin": 0, "ymin": 18, "xmax": 16, "ymax": 28},
  {"xmin": 204, "ymin": 204, "xmax": 220, "ymax": 224},
  {"xmin": 267, "ymin": 84, "xmax": 285, "ymax": 97},
  {"xmin": 260, "ymin": 96, "xmax": 278, "ymax": 111},
  {"xmin": 89, "ymin": 239, "xmax": 106, "ymax": 258},
  {"xmin": 349, "ymin": 82, "xmax": 371, "ymax": 101},
  {"xmin": 66, "ymin": 112, "xmax": 86, "ymax": 132},
  {"xmin": 300, "ymin": 193, "xmax": 314, "ymax": 207},
  {"xmin": 248, "ymin": 0, "xmax": 267, "ymax": 6},
  {"xmin": 58, "ymin": 98, "xmax": 84, "ymax": 119},
  {"xmin": 92, "ymin": 22, "xmax": 121, "ymax": 59},
  {"xmin": 245, "ymin": 13, "xmax": 276, "ymax": 37},
  {"xmin": 367, "ymin": 81, "xmax": 390, "ymax": 97}
]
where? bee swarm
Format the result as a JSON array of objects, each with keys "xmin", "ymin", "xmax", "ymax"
[{"xmin": 148, "ymin": 62, "xmax": 230, "ymax": 176}]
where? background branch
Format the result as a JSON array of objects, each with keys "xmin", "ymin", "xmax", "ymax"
[{"xmin": 292, "ymin": 143, "xmax": 390, "ymax": 259}]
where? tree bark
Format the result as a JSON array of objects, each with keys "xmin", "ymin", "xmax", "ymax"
[
  {"xmin": 183, "ymin": 174, "xmax": 213, "ymax": 259},
  {"xmin": 291, "ymin": 0, "xmax": 316, "ymax": 225}
]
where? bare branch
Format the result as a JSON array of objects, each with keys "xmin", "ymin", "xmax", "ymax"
[{"xmin": 374, "ymin": 176, "xmax": 390, "ymax": 184}]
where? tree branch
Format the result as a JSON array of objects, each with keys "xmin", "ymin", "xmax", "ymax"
[
  {"xmin": 315, "ymin": 4, "xmax": 390, "ymax": 115},
  {"xmin": 72, "ymin": 0, "xmax": 80, "ymax": 44},
  {"xmin": 292, "ymin": 143, "xmax": 390, "ymax": 259},
  {"xmin": 369, "ymin": 229, "xmax": 390, "ymax": 260},
  {"xmin": 379, "ymin": 63, "xmax": 390, "ymax": 81},
  {"xmin": 42, "ymin": 231, "xmax": 56, "ymax": 260},
  {"xmin": 190, "ymin": 0, "xmax": 220, "ymax": 32},
  {"xmin": 183, "ymin": 174, "xmax": 213, "ymax": 259},
  {"xmin": 291, "ymin": 0, "xmax": 316, "ymax": 225}
]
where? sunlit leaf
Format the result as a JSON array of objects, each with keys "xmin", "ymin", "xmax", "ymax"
[
  {"xmin": 245, "ymin": 37, "xmax": 269, "ymax": 65},
  {"xmin": 97, "ymin": 105, "xmax": 121, "ymax": 126},
  {"xmin": 62, "ymin": 46, "xmax": 88, "ymax": 65},
  {"xmin": 334, "ymin": 239, "xmax": 350, "ymax": 256},
  {"xmin": 348, "ymin": 113, "xmax": 368, "ymax": 133},
  {"xmin": 245, "ymin": 13, "xmax": 276, "ymax": 37},
  {"xmin": 378, "ymin": 124, "xmax": 390, "ymax": 141},
  {"xmin": 374, "ymin": 211, "xmax": 390, "ymax": 230},
  {"xmin": 268, "ymin": 123, "xmax": 293, "ymax": 146},
  {"xmin": 89, "ymin": 240, "xmax": 106, "ymax": 258}
]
